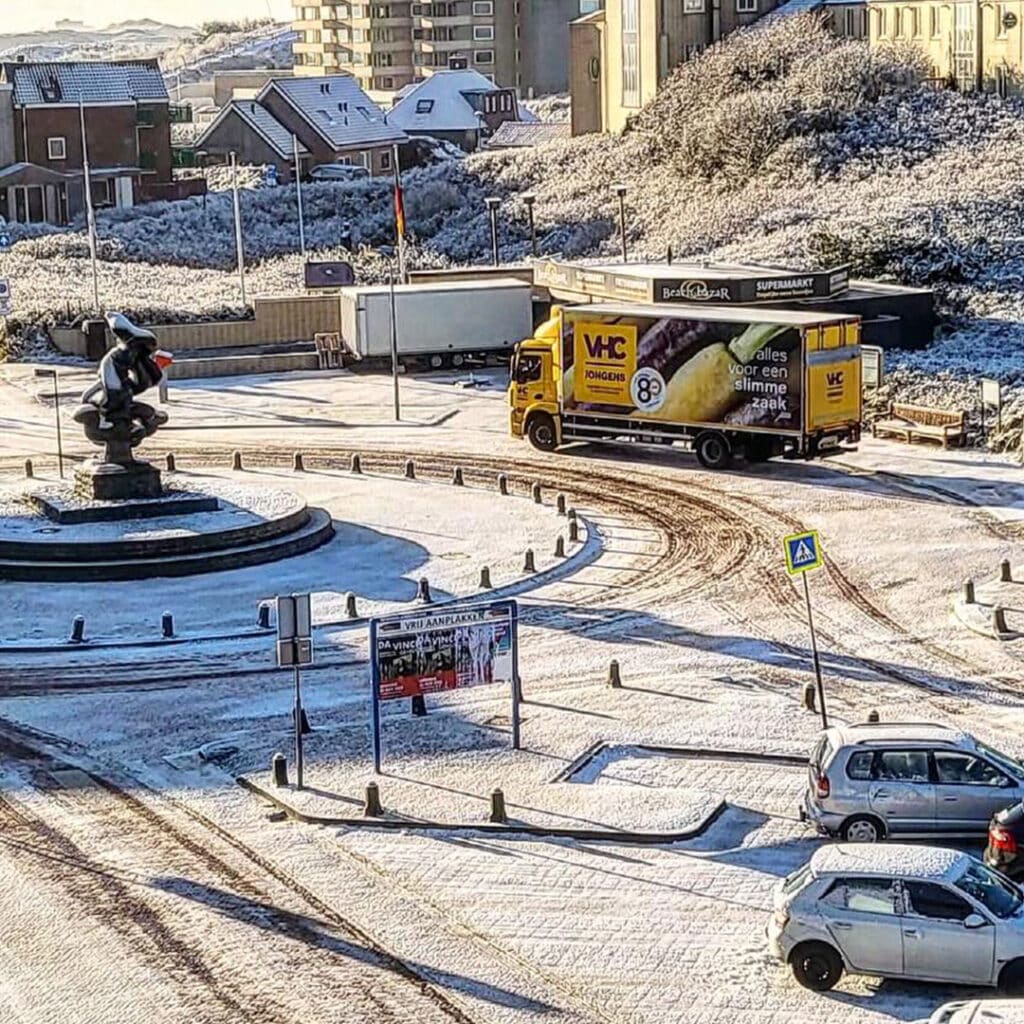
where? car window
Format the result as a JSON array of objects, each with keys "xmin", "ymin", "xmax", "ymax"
[
  {"xmin": 820, "ymin": 877, "xmax": 899, "ymax": 915},
  {"xmin": 905, "ymin": 881, "xmax": 973, "ymax": 921},
  {"xmin": 935, "ymin": 751, "xmax": 1010, "ymax": 787},
  {"xmin": 954, "ymin": 861, "xmax": 1024, "ymax": 919},
  {"xmin": 976, "ymin": 741, "xmax": 1024, "ymax": 782},
  {"xmin": 875, "ymin": 750, "xmax": 930, "ymax": 782},
  {"xmin": 846, "ymin": 751, "xmax": 874, "ymax": 780},
  {"xmin": 810, "ymin": 734, "xmax": 833, "ymax": 770},
  {"xmin": 515, "ymin": 354, "xmax": 542, "ymax": 384}
]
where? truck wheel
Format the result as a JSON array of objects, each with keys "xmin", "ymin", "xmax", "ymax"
[
  {"xmin": 695, "ymin": 432, "xmax": 731, "ymax": 470},
  {"xmin": 451, "ymin": 353, "xmax": 465, "ymax": 368},
  {"xmin": 527, "ymin": 414, "xmax": 558, "ymax": 452},
  {"xmin": 428, "ymin": 354, "xmax": 444, "ymax": 370}
]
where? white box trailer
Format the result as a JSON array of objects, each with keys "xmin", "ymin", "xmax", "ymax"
[{"xmin": 338, "ymin": 277, "xmax": 534, "ymax": 369}]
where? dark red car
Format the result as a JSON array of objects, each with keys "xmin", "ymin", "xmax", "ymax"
[{"xmin": 986, "ymin": 801, "xmax": 1024, "ymax": 879}]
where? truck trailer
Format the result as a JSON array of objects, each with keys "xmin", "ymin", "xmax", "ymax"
[
  {"xmin": 339, "ymin": 277, "xmax": 534, "ymax": 369},
  {"xmin": 509, "ymin": 302, "xmax": 862, "ymax": 469}
]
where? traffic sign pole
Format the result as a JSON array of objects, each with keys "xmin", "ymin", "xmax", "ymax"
[
  {"xmin": 369, "ymin": 619, "xmax": 382, "ymax": 774},
  {"xmin": 802, "ymin": 572, "xmax": 828, "ymax": 729},
  {"xmin": 293, "ymin": 660, "xmax": 304, "ymax": 790}
]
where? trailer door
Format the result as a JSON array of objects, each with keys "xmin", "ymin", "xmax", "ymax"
[{"xmin": 805, "ymin": 321, "xmax": 862, "ymax": 430}]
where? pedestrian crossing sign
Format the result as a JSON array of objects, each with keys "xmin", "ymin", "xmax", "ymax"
[{"xmin": 784, "ymin": 530, "xmax": 823, "ymax": 575}]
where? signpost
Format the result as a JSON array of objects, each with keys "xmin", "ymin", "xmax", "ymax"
[
  {"xmin": 861, "ymin": 345, "xmax": 884, "ymax": 390},
  {"xmin": 0, "ymin": 278, "xmax": 10, "ymax": 316},
  {"xmin": 368, "ymin": 600, "xmax": 520, "ymax": 774},
  {"xmin": 276, "ymin": 593, "xmax": 313, "ymax": 789},
  {"xmin": 981, "ymin": 378, "xmax": 1002, "ymax": 435},
  {"xmin": 784, "ymin": 529, "xmax": 827, "ymax": 729}
]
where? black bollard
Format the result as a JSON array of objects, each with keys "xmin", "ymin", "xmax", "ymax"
[
  {"xmin": 556, "ymin": 493, "xmax": 567, "ymax": 516},
  {"xmin": 70, "ymin": 615, "xmax": 85, "ymax": 644},
  {"xmin": 271, "ymin": 752, "xmax": 289, "ymax": 787},
  {"xmin": 165, "ymin": 452, "xmax": 176, "ymax": 472},
  {"xmin": 490, "ymin": 788, "xmax": 507, "ymax": 824},
  {"xmin": 963, "ymin": 579, "xmax": 976, "ymax": 605},
  {"xmin": 479, "ymin": 566, "xmax": 492, "ymax": 589},
  {"xmin": 531, "ymin": 482, "xmax": 542, "ymax": 504},
  {"xmin": 161, "ymin": 611, "xmax": 174, "ymax": 638},
  {"xmin": 554, "ymin": 535, "xmax": 566, "ymax": 558},
  {"xmin": 452, "ymin": 467, "xmax": 464, "ymax": 486},
  {"xmin": 524, "ymin": 549, "xmax": 536, "ymax": 572},
  {"xmin": 994, "ymin": 606, "xmax": 1010, "ymax": 633},
  {"xmin": 293, "ymin": 452, "xmax": 305, "ymax": 472},
  {"xmin": 345, "ymin": 593, "xmax": 358, "ymax": 619},
  {"xmin": 867, "ymin": 709, "xmax": 880, "ymax": 723},
  {"xmin": 608, "ymin": 659, "xmax": 621, "ymax": 688},
  {"xmin": 802, "ymin": 681, "xmax": 816, "ymax": 712},
  {"xmin": 350, "ymin": 453, "xmax": 363, "ymax": 474},
  {"xmin": 405, "ymin": 459, "xmax": 415, "ymax": 479},
  {"xmin": 417, "ymin": 577, "xmax": 432, "ymax": 603},
  {"xmin": 24, "ymin": 458, "xmax": 33, "ymax": 479},
  {"xmin": 569, "ymin": 519, "xmax": 579, "ymax": 543},
  {"xmin": 257, "ymin": 601, "xmax": 272, "ymax": 629},
  {"xmin": 1001, "ymin": 560, "xmax": 1013, "ymax": 583},
  {"xmin": 411, "ymin": 694, "xmax": 427, "ymax": 717},
  {"xmin": 364, "ymin": 781, "xmax": 383, "ymax": 817},
  {"xmin": 232, "ymin": 450, "xmax": 243, "ymax": 471},
  {"xmin": 498, "ymin": 474, "xmax": 508, "ymax": 495}
]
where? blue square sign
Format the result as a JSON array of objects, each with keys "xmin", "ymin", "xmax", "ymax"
[{"xmin": 784, "ymin": 529, "xmax": 822, "ymax": 575}]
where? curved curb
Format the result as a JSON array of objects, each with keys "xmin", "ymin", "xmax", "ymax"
[
  {"xmin": 952, "ymin": 595, "xmax": 1022, "ymax": 643},
  {"xmin": 237, "ymin": 775, "xmax": 728, "ymax": 845}
]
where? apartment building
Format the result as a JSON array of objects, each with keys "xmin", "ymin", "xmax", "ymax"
[
  {"xmin": 292, "ymin": 0, "xmax": 585, "ymax": 96},
  {"xmin": 571, "ymin": 0, "xmax": 866, "ymax": 135}
]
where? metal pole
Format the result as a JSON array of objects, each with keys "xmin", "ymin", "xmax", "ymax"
[
  {"xmin": 392, "ymin": 142, "xmax": 406, "ymax": 283},
  {"xmin": 230, "ymin": 152, "xmax": 247, "ymax": 306},
  {"xmin": 294, "ymin": 663, "xmax": 304, "ymax": 789},
  {"xmin": 370, "ymin": 620, "xmax": 382, "ymax": 774},
  {"xmin": 487, "ymin": 201, "xmax": 499, "ymax": 266},
  {"xmin": 510, "ymin": 602, "xmax": 521, "ymax": 751},
  {"xmin": 388, "ymin": 268, "xmax": 401, "ymax": 422},
  {"xmin": 293, "ymin": 135, "xmax": 306, "ymax": 257},
  {"xmin": 51, "ymin": 369, "xmax": 64, "ymax": 479},
  {"xmin": 523, "ymin": 195, "xmax": 536, "ymax": 257},
  {"xmin": 617, "ymin": 188, "xmax": 628, "ymax": 262},
  {"xmin": 78, "ymin": 97, "xmax": 100, "ymax": 312},
  {"xmin": 975, "ymin": 0, "xmax": 983, "ymax": 93},
  {"xmin": 802, "ymin": 573, "xmax": 827, "ymax": 729}
]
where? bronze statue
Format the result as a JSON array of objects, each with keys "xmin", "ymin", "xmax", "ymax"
[{"xmin": 73, "ymin": 313, "xmax": 171, "ymax": 467}]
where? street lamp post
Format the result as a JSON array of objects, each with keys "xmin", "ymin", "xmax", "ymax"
[
  {"xmin": 33, "ymin": 367, "xmax": 64, "ymax": 478},
  {"xmin": 484, "ymin": 196, "xmax": 501, "ymax": 267},
  {"xmin": 613, "ymin": 183, "xmax": 628, "ymax": 263},
  {"xmin": 522, "ymin": 193, "xmax": 537, "ymax": 258},
  {"xmin": 230, "ymin": 152, "xmax": 248, "ymax": 306}
]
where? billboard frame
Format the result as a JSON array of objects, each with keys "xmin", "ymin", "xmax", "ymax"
[{"xmin": 368, "ymin": 600, "xmax": 521, "ymax": 774}]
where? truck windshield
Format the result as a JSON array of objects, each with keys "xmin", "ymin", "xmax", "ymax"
[
  {"xmin": 954, "ymin": 860, "xmax": 1023, "ymax": 919},
  {"xmin": 515, "ymin": 354, "xmax": 542, "ymax": 384}
]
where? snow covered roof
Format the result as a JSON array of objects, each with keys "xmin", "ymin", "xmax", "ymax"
[
  {"xmin": 197, "ymin": 101, "xmax": 309, "ymax": 161},
  {"xmin": 0, "ymin": 162, "xmax": 73, "ymax": 186},
  {"xmin": 2, "ymin": 60, "xmax": 168, "ymax": 106},
  {"xmin": 486, "ymin": 122, "xmax": 571, "ymax": 148},
  {"xmin": 388, "ymin": 70, "xmax": 512, "ymax": 132},
  {"xmin": 832, "ymin": 721, "xmax": 968, "ymax": 746},
  {"xmin": 767, "ymin": 0, "xmax": 861, "ymax": 18},
  {"xmin": 810, "ymin": 844, "xmax": 965, "ymax": 881},
  {"xmin": 261, "ymin": 75, "xmax": 405, "ymax": 149}
]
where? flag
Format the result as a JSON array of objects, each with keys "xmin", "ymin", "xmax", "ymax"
[{"xmin": 394, "ymin": 181, "xmax": 406, "ymax": 240}]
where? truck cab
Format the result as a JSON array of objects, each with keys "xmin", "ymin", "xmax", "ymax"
[{"xmin": 509, "ymin": 311, "xmax": 561, "ymax": 450}]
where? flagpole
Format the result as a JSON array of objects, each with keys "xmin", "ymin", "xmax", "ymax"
[
  {"xmin": 78, "ymin": 96, "xmax": 100, "ymax": 313},
  {"xmin": 391, "ymin": 141, "xmax": 406, "ymax": 283}
]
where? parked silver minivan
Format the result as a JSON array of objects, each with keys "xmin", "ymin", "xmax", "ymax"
[{"xmin": 802, "ymin": 723, "xmax": 1024, "ymax": 842}]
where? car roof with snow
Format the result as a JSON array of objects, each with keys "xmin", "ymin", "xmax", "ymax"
[
  {"xmin": 827, "ymin": 722, "xmax": 970, "ymax": 747},
  {"xmin": 810, "ymin": 843, "xmax": 966, "ymax": 881}
]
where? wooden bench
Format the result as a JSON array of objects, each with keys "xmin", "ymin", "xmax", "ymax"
[{"xmin": 871, "ymin": 402, "xmax": 967, "ymax": 448}]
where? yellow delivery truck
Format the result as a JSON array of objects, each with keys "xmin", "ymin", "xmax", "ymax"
[{"xmin": 509, "ymin": 302, "xmax": 862, "ymax": 469}]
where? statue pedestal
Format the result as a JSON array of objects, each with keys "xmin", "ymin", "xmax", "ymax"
[{"xmin": 74, "ymin": 460, "xmax": 164, "ymax": 502}]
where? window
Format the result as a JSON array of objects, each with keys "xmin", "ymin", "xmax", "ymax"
[
  {"xmin": 911, "ymin": 7, "xmax": 922, "ymax": 37},
  {"xmin": 415, "ymin": 98, "xmax": 434, "ymax": 113},
  {"xmin": 905, "ymin": 882, "xmax": 973, "ymax": 922},
  {"xmin": 737, "ymin": 0, "xmax": 757, "ymax": 12},
  {"xmin": 474, "ymin": 25, "xmax": 494, "ymax": 40},
  {"xmin": 954, "ymin": 861, "xmax": 1023, "ymax": 919},
  {"xmin": 47, "ymin": 137, "xmax": 67, "ymax": 160},
  {"xmin": 474, "ymin": 49, "xmax": 494, "ymax": 64},
  {"xmin": 684, "ymin": 0, "xmax": 705, "ymax": 11},
  {"xmin": 875, "ymin": 750, "xmax": 930, "ymax": 782},
  {"xmin": 821, "ymin": 877, "xmax": 899, "ymax": 916},
  {"xmin": 846, "ymin": 751, "xmax": 875, "ymax": 780},
  {"xmin": 977, "ymin": 741, "xmax": 1023, "ymax": 782},
  {"xmin": 515, "ymin": 354, "xmax": 542, "ymax": 384},
  {"xmin": 472, "ymin": 0, "xmax": 494, "ymax": 12},
  {"xmin": 935, "ymin": 752, "xmax": 1011, "ymax": 787},
  {"xmin": 412, "ymin": 2, "xmax": 423, "ymax": 11},
  {"xmin": 622, "ymin": 0, "xmax": 640, "ymax": 107},
  {"xmin": 929, "ymin": 6, "xmax": 940, "ymax": 37}
]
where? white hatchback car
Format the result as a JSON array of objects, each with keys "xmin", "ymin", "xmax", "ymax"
[{"xmin": 769, "ymin": 843, "xmax": 1024, "ymax": 992}]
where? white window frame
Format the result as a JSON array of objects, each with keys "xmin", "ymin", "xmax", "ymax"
[
  {"xmin": 736, "ymin": 0, "xmax": 757, "ymax": 13},
  {"xmin": 997, "ymin": 3, "xmax": 1010, "ymax": 37},
  {"xmin": 472, "ymin": 0, "xmax": 494, "ymax": 13},
  {"xmin": 473, "ymin": 25, "xmax": 495, "ymax": 40},
  {"xmin": 683, "ymin": 0, "xmax": 705, "ymax": 11},
  {"xmin": 380, "ymin": 149, "xmax": 392, "ymax": 170},
  {"xmin": 47, "ymin": 136, "xmax": 67, "ymax": 160},
  {"xmin": 474, "ymin": 49, "xmax": 495, "ymax": 64}
]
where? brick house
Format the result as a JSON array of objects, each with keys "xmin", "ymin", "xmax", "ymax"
[
  {"xmin": 195, "ymin": 100, "xmax": 311, "ymax": 183},
  {"xmin": 0, "ymin": 59, "xmax": 171, "ymax": 223}
]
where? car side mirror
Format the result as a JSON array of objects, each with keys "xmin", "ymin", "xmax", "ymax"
[{"xmin": 964, "ymin": 913, "xmax": 987, "ymax": 929}]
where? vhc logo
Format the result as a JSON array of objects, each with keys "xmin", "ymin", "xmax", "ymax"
[
  {"xmin": 583, "ymin": 332, "xmax": 629, "ymax": 360},
  {"xmin": 825, "ymin": 370, "xmax": 844, "ymax": 400}
]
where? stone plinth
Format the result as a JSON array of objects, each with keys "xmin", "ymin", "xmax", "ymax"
[
  {"xmin": 33, "ymin": 488, "xmax": 220, "ymax": 526},
  {"xmin": 74, "ymin": 460, "xmax": 164, "ymax": 503}
]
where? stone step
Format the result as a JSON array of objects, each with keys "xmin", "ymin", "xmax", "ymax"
[
  {"xmin": 0, "ymin": 507, "xmax": 335, "ymax": 582},
  {"xmin": 167, "ymin": 344, "xmax": 320, "ymax": 380}
]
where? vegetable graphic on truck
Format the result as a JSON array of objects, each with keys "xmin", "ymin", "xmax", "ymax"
[{"xmin": 509, "ymin": 302, "xmax": 861, "ymax": 469}]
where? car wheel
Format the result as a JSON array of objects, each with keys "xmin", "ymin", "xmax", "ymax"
[
  {"xmin": 841, "ymin": 815, "xmax": 885, "ymax": 843},
  {"xmin": 527, "ymin": 413, "xmax": 558, "ymax": 452},
  {"xmin": 790, "ymin": 941, "xmax": 843, "ymax": 992},
  {"xmin": 695, "ymin": 431, "xmax": 731, "ymax": 470},
  {"xmin": 1001, "ymin": 959, "xmax": 1024, "ymax": 994}
]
